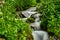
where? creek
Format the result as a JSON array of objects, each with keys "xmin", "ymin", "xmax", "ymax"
[{"xmin": 18, "ymin": 6, "xmax": 49, "ymax": 40}]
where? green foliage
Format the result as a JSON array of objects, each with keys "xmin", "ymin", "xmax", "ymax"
[
  {"xmin": 39, "ymin": 0, "xmax": 60, "ymax": 36},
  {"xmin": 36, "ymin": 0, "xmax": 41, "ymax": 3},
  {"xmin": 5, "ymin": 0, "xmax": 36, "ymax": 11},
  {"xmin": 0, "ymin": 0, "xmax": 32, "ymax": 40},
  {"xmin": 15, "ymin": 0, "xmax": 36, "ymax": 11},
  {"xmin": 26, "ymin": 18, "xmax": 35, "ymax": 23}
]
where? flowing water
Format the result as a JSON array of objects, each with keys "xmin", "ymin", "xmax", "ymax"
[
  {"xmin": 30, "ymin": 13, "xmax": 49, "ymax": 40},
  {"xmin": 19, "ymin": 7, "xmax": 49, "ymax": 40}
]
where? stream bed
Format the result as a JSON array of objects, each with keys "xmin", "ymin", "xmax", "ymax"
[{"xmin": 16, "ymin": 6, "xmax": 58, "ymax": 40}]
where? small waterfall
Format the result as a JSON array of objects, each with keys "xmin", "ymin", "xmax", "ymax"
[
  {"xmin": 30, "ymin": 13, "xmax": 49, "ymax": 40},
  {"xmin": 32, "ymin": 31, "xmax": 49, "ymax": 40},
  {"xmin": 30, "ymin": 14, "xmax": 41, "ymax": 30},
  {"xmin": 18, "ymin": 7, "xmax": 49, "ymax": 40}
]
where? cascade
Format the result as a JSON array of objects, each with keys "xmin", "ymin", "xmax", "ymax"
[{"xmin": 17, "ymin": 7, "xmax": 49, "ymax": 40}]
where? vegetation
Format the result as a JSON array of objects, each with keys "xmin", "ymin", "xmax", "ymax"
[
  {"xmin": 0, "ymin": 0, "xmax": 60, "ymax": 40},
  {"xmin": 26, "ymin": 18, "xmax": 35, "ymax": 23},
  {"xmin": 15, "ymin": 0, "xmax": 36, "ymax": 11},
  {"xmin": 38, "ymin": 0, "xmax": 60, "ymax": 37},
  {"xmin": 0, "ymin": 0, "xmax": 33, "ymax": 40}
]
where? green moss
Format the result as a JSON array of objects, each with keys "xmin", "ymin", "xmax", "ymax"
[{"xmin": 26, "ymin": 18, "xmax": 35, "ymax": 23}]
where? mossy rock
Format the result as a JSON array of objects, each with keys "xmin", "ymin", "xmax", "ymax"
[{"xmin": 26, "ymin": 18, "xmax": 35, "ymax": 23}]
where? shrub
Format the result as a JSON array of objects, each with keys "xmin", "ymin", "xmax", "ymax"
[
  {"xmin": 0, "ymin": 0, "xmax": 32, "ymax": 40},
  {"xmin": 15, "ymin": 0, "xmax": 36, "ymax": 11},
  {"xmin": 39, "ymin": 0, "xmax": 60, "ymax": 37}
]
